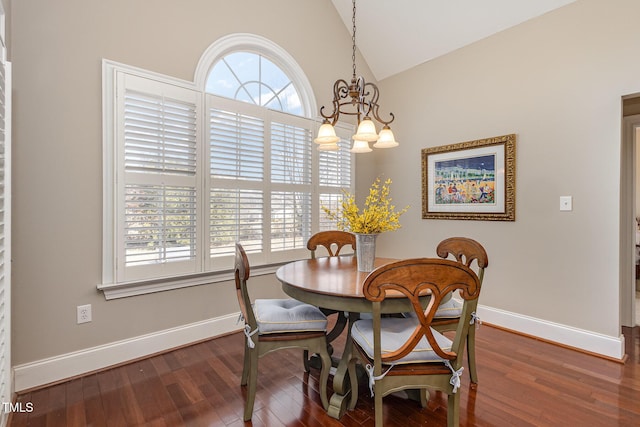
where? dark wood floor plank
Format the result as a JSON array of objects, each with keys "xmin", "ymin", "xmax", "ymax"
[
  {"xmin": 113, "ymin": 367, "xmax": 147, "ymax": 425},
  {"xmin": 8, "ymin": 325, "xmax": 640, "ymax": 426},
  {"xmin": 43, "ymin": 382, "xmax": 67, "ymax": 427},
  {"xmin": 8, "ymin": 393, "xmax": 31, "ymax": 427},
  {"xmin": 81, "ymin": 374, "xmax": 107, "ymax": 427},
  {"xmin": 21, "ymin": 389, "xmax": 46, "ymax": 427},
  {"xmin": 95, "ymin": 369, "xmax": 129, "ymax": 427},
  {"xmin": 204, "ymin": 363, "xmax": 249, "ymax": 424},
  {"xmin": 64, "ymin": 378, "xmax": 85, "ymax": 427},
  {"xmin": 124, "ymin": 359, "xmax": 182, "ymax": 424}
]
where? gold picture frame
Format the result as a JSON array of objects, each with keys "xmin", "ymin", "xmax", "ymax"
[{"xmin": 421, "ymin": 134, "xmax": 516, "ymax": 221}]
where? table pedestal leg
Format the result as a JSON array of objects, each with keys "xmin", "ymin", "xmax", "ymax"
[{"xmin": 307, "ymin": 310, "xmax": 348, "ymax": 370}]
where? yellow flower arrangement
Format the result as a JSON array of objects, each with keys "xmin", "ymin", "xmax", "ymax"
[{"xmin": 323, "ymin": 177, "xmax": 410, "ymax": 234}]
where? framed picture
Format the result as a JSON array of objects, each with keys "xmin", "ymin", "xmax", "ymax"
[{"xmin": 422, "ymin": 134, "xmax": 516, "ymax": 221}]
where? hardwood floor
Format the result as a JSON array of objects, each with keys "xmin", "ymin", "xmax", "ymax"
[{"xmin": 8, "ymin": 324, "xmax": 640, "ymax": 426}]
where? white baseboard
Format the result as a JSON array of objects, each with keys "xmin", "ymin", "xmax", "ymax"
[
  {"xmin": 478, "ymin": 305, "xmax": 625, "ymax": 360},
  {"xmin": 13, "ymin": 312, "xmax": 243, "ymax": 392},
  {"xmin": 13, "ymin": 305, "xmax": 626, "ymax": 392}
]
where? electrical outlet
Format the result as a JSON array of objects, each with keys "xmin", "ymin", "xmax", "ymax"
[
  {"xmin": 559, "ymin": 196, "xmax": 573, "ymax": 211},
  {"xmin": 77, "ymin": 304, "xmax": 92, "ymax": 324}
]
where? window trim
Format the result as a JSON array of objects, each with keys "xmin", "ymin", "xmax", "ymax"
[{"xmin": 97, "ymin": 263, "xmax": 283, "ymax": 300}]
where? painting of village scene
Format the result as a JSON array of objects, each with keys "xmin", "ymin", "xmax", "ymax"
[
  {"xmin": 433, "ymin": 154, "xmax": 496, "ymax": 205},
  {"xmin": 422, "ymin": 134, "xmax": 516, "ymax": 221}
]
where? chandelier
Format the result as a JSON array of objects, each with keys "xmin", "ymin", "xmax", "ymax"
[{"xmin": 313, "ymin": 0, "xmax": 399, "ymax": 153}]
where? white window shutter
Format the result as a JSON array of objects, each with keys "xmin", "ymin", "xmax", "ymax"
[
  {"xmin": 270, "ymin": 117, "xmax": 313, "ymax": 251},
  {"xmin": 271, "ymin": 121, "xmax": 312, "ymax": 184},
  {"xmin": 210, "ymin": 188, "xmax": 264, "ymax": 257},
  {"xmin": 209, "ymin": 107, "xmax": 264, "ymax": 181},
  {"xmin": 271, "ymin": 191, "xmax": 311, "ymax": 251},
  {"xmin": 318, "ymin": 127, "xmax": 353, "ymax": 231},
  {"xmin": 208, "ymin": 97, "xmax": 267, "ymax": 266},
  {"xmin": 116, "ymin": 74, "xmax": 201, "ymax": 282},
  {"xmin": 0, "ymin": 57, "xmax": 11, "ymax": 423}
]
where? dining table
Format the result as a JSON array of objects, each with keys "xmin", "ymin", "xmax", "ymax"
[{"xmin": 275, "ymin": 255, "xmax": 432, "ymax": 419}]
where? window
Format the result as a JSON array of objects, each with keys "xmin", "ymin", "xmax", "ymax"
[
  {"xmin": 101, "ymin": 35, "xmax": 353, "ymax": 298},
  {"xmin": 206, "ymin": 52, "xmax": 303, "ymax": 115}
]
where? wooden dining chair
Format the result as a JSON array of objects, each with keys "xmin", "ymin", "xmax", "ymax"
[
  {"xmin": 347, "ymin": 258, "xmax": 482, "ymax": 427},
  {"xmin": 433, "ymin": 237, "xmax": 488, "ymax": 384},
  {"xmin": 234, "ymin": 243, "xmax": 331, "ymax": 421},
  {"xmin": 304, "ymin": 230, "xmax": 356, "ymax": 366},
  {"xmin": 307, "ymin": 230, "xmax": 356, "ymax": 258}
]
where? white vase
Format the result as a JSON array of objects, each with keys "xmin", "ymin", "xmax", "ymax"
[{"xmin": 354, "ymin": 233, "xmax": 379, "ymax": 272}]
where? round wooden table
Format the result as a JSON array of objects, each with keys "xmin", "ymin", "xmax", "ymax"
[
  {"xmin": 276, "ymin": 256, "xmax": 421, "ymax": 313},
  {"xmin": 276, "ymin": 256, "xmax": 428, "ymax": 419}
]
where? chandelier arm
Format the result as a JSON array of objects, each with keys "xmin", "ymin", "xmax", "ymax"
[
  {"xmin": 336, "ymin": 78, "xmax": 350, "ymax": 98},
  {"xmin": 362, "ymin": 81, "xmax": 378, "ymax": 105},
  {"xmin": 373, "ymin": 110, "xmax": 395, "ymax": 127},
  {"xmin": 319, "ymin": 79, "xmax": 351, "ymax": 123},
  {"xmin": 358, "ymin": 81, "xmax": 393, "ymax": 126}
]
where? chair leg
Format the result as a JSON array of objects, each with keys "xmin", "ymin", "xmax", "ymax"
[
  {"xmin": 243, "ymin": 347, "xmax": 259, "ymax": 421},
  {"xmin": 374, "ymin": 384, "xmax": 384, "ymax": 427},
  {"xmin": 240, "ymin": 342, "xmax": 251, "ymax": 386},
  {"xmin": 467, "ymin": 326, "xmax": 478, "ymax": 384},
  {"xmin": 303, "ymin": 350, "xmax": 310, "ymax": 372},
  {"xmin": 447, "ymin": 390, "xmax": 460, "ymax": 427},
  {"xmin": 304, "ymin": 310, "xmax": 344, "ymax": 372},
  {"xmin": 419, "ymin": 388, "xmax": 429, "ymax": 408}
]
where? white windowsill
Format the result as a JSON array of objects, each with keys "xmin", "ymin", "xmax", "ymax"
[{"xmin": 97, "ymin": 264, "xmax": 284, "ymax": 300}]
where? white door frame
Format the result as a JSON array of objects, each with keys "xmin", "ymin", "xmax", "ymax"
[{"xmin": 621, "ymin": 114, "xmax": 640, "ymax": 327}]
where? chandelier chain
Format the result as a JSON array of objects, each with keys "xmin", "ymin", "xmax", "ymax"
[{"xmin": 351, "ymin": 0, "xmax": 357, "ymax": 78}]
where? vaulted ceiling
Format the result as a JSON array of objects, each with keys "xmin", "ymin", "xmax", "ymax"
[{"xmin": 331, "ymin": 0, "xmax": 577, "ymax": 80}]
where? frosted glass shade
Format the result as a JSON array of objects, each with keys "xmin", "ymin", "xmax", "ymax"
[
  {"xmin": 350, "ymin": 139, "xmax": 372, "ymax": 153},
  {"xmin": 352, "ymin": 118, "xmax": 378, "ymax": 142},
  {"xmin": 317, "ymin": 141, "xmax": 340, "ymax": 151},
  {"xmin": 314, "ymin": 122, "xmax": 340, "ymax": 144},
  {"xmin": 373, "ymin": 126, "xmax": 399, "ymax": 148}
]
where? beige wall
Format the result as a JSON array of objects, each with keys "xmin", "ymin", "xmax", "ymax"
[
  {"xmin": 10, "ymin": 0, "xmax": 640, "ymax": 371},
  {"xmin": 375, "ymin": 0, "xmax": 640, "ymax": 337},
  {"xmin": 9, "ymin": 0, "xmax": 375, "ymax": 365}
]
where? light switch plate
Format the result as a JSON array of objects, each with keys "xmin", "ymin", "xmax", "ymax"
[{"xmin": 560, "ymin": 196, "xmax": 572, "ymax": 211}]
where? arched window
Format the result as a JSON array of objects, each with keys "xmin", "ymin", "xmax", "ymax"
[
  {"xmin": 198, "ymin": 34, "xmax": 353, "ymax": 269},
  {"xmin": 206, "ymin": 52, "xmax": 303, "ymax": 115},
  {"xmin": 194, "ymin": 33, "xmax": 316, "ymax": 117}
]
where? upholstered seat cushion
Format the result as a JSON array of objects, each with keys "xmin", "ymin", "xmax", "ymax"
[
  {"xmin": 254, "ymin": 299, "xmax": 327, "ymax": 334},
  {"xmin": 434, "ymin": 297, "xmax": 463, "ymax": 319},
  {"xmin": 402, "ymin": 296, "xmax": 463, "ymax": 319},
  {"xmin": 352, "ymin": 317, "xmax": 452, "ymax": 364}
]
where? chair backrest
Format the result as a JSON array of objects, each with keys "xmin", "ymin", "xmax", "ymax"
[
  {"xmin": 436, "ymin": 237, "xmax": 488, "ymax": 284},
  {"xmin": 307, "ymin": 230, "xmax": 356, "ymax": 259},
  {"xmin": 235, "ymin": 243, "xmax": 257, "ymax": 328},
  {"xmin": 362, "ymin": 258, "xmax": 480, "ymax": 364}
]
